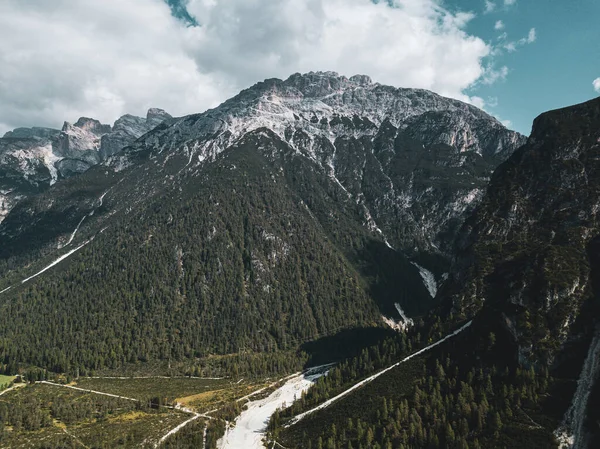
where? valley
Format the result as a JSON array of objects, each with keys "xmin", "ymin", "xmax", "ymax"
[{"xmin": 0, "ymin": 72, "xmax": 599, "ymax": 448}]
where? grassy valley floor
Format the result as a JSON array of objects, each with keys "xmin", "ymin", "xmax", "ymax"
[{"xmin": 0, "ymin": 374, "xmax": 280, "ymax": 448}]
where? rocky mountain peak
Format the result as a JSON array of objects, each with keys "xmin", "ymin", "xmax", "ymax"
[
  {"xmin": 0, "ymin": 107, "xmax": 171, "ymax": 222},
  {"xmin": 281, "ymin": 71, "xmax": 373, "ymax": 94},
  {"xmin": 528, "ymin": 97, "xmax": 600, "ymax": 151},
  {"xmin": 129, "ymin": 72, "xmax": 525, "ymax": 171},
  {"xmin": 57, "ymin": 118, "xmax": 111, "ymax": 162},
  {"xmin": 66, "ymin": 117, "xmax": 112, "ymax": 135},
  {"xmin": 146, "ymin": 108, "xmax": 172, "ymax": 123},
  {"xmin": 99, "ymin": 108, "xmax": 172, "ymax": 160},
  {"xmin": 2, "ymin": 127, "xmax": 60, "ymax": 140},
  {"xmin": 349, "ymin": 74, "xmax": 373, "ymax": 86},
  {"xmin": 277, "ymin": 71, "xmax": 372, "ymax": 97}
]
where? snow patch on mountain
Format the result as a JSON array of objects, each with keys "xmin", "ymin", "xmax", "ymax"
[
  {"xmin": 383, "ymin": 303, "xmax": 415, "ymax": 332},
  {"xmin": 10, "ymin": 143, "xmax": 61, "ymax": 184},
  {"xmin": 412, "ymin": 262, "xmax": 437, "ymax": 298},
  {"xmin": 62, "ymin": 216, "xmax": 87, "ymax": 247},
  {"xmin": 394, "ymin": 303, "xmax": 414, "ymax": 327}
]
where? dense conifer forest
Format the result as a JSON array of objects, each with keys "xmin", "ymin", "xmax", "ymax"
[{"xmin": 270, "ymin": 318, "xmax": 562, "ymax": 448}]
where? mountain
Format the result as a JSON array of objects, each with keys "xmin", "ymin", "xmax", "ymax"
[
  {"xmin": 269, "ymin": 97, "xmax": 600, "ymax": 449},
  {"xmin": 440, "ymin": 96, "xmax": 600, "ymax": 447},
  {"xmin": 103, "ymin": 71, "xmax": 525, "ymax": 263},
  {"xmin": 0, "ymin": 72, "xmax": 525, "ymax": 375},
  {"xmin": 99, "ymin": 108, "xmax": 173, "ymax": 160},
  {"xmin": 445, "ymin": 97, "xmax": 600, "ymax": 360},
  {"xmin": 0, "ymin": 108, "xmax": 172, "ymax": 222}
]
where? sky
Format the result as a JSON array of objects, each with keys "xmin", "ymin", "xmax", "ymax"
[{"xmin": 0, "ymin": 0, "xmax": 598, "ymax": 136}]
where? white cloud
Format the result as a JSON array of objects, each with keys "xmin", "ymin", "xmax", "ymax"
[
  {"xmin": 504, "ymin": 0, "xmax": 517, "ymax": 5},
  {"xmin": 526, "ymin": 28, "xmax": 537, "ymax": 43},
  {"xmin": 495, "ymin": 20, "xmax": 505, "ymax": 30},
  {"xmin": 0, "ymin": 0, "xmax": 498, "ymax": 133},
  {"xmin": 484, "ymin": 1, "xmax": 496, "ymax": 13},
  {"xmin": 482, "ymin": 66, "xmax": 509, "ymax": 85},
  {"xmin": 486, "ymin": 97, "xmax": 499, "ymax": 108},
  {"xmin": 501, "ymin": 119, "xmax": 513, "ymax": 127},
  {"xmin": 0, "ymin": 0, "xmax": 225, "ymax": 134},
  {"xmin": 496, "ymin": 32, "xmax": 508, "ymax": 42},
  {"xmin": 469, "ymin": 96, "xmax": 486, "ymax": 110},
  {"xmin": 503, "ymin": 27, "xmax": 537, "ymax": 52},
  {"xmin": 593, "ymin": 78, "xmax": 600, "ymax": 93}
]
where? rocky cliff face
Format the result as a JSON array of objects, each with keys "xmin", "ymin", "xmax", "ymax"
[
  {"xmin": 99, "ymin": 108, "xmax": 172, "ymax": 160},
  {"xmin": 55, "ymin": 117, "xmax": 112, "ymax": 163},
  {"xmin": 0, "ymin": 129, "xmax": 60, "ymax": 222},
  {"xmin": 0, "ymin": 108, "xmax": 171, "ymax": 222},
  {"xmin": 126, "ymin": 72, "xmax": 523, "ymax": 161},
  {"xmin": 446, "ymin": 97, "xmax": 600, "ymax": 358}
]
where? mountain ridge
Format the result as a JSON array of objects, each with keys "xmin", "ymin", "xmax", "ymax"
[
  {"xmin": 0, "ymin": 108, "xmax": 172, "ymax": 222},
  {"xmin": 120, "ymin": 71, "xmax": 524, "ymax": 164}
]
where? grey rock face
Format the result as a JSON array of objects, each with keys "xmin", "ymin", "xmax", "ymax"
[
  {"xmin": 55, "ymin": 118, "xmax": 111, "ymax": 164},
  {"xmin": 55, "ymin": 159, "xmax": 95, "ymax": 178},
  {"xmin": 100, "ymin": 108, "xmax": 172, "ymax": 160},
  {"xmin": 121, "ymin": 72, "xmax": 525, "ymax": 178},
  {"xmin": 0, "ymin": 108, "xmax": 170, "ymax": 222},
  {"xmin": 146, "ymin": 108, "xmax": 172, "ymax": 125},
  {"xmin": 0, "ymin": 132, "xmax": 59, "ymax": 222}
]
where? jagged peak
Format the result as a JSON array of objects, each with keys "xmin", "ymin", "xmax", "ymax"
[
  {"xmin": 111, "ymin": 109, "xmax": 171, "ymax": 129},
  {"xmin": 285, "ymin": 71, "xmax": 372, "ymax": 87},
  {"xmin": 213, "ymin": 72, "xmax": 508, "ymax": 131},
  {"xmin": 349, "ymin": 74, "xmax": 373, "ymax": 86},
  {"xmin": 63, "ymin": 117, "xmax": 112, "ymax": 135},
  {"xmin": 146, "ymin": 108, "xmax": 171, "ymax": 122},
  {"xmin": 120, "ymin": 71, "xmax": 526, "ymax": 170}
]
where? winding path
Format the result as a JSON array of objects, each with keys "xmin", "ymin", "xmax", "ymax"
[
  {"xmin": 156, "ymin": 411, "xmax": 202, "ymax": 447},
  {"xmin": 0, "ymin": 383, "xmax": 24, "ymax": 397},
  {"xmin": 38, "ymin": 380, "xmax": 139, "ymax": 402},
  {"xmin": 38, "ymin": 381, "xmax": 204, "ymax": 447}
]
